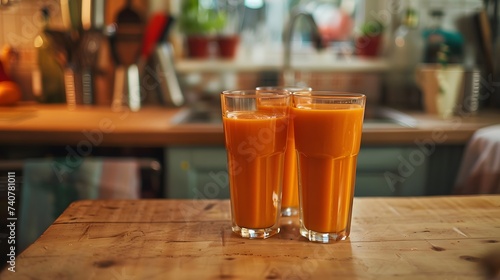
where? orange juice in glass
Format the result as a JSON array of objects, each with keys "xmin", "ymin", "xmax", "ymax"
[
  {"xmin": 257, "ymin": 86, "xmax": 311, "ymax": 217},
  {"xmin": 221, "ymin": 89, "xmax": 290, "ymax": 239},
  {"xmin": 292, "ymin": 92, "xmax": 365, "ymax": 243}
]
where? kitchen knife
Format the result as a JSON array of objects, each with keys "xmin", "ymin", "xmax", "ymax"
[{"xmin": 154, "ymin": 42, "xmax": 184, "ymax": 107}]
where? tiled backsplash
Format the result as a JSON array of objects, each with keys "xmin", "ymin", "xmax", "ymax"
[
  {"xmin": 0, "ymin": 0, "xmax": 490, "ymax": 107},
  {"xmin": 0, "ymin": 0, "xmax": 149, "ymax": 100},
  {"xmin": 1, "ymin": 0, "xmax": 64, "ymax": 61},
  {"xmin": 0, "ymin": 0, "xmax": 64, "ymax": 99}
]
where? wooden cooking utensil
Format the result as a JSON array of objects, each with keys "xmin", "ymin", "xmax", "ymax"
[
  {"xmin": 476, "ymin": 8, "xmax": 495, "ymax": 75},
  {"xmin": 111, "ymin": 0, "xmax": 144, "ymax": 111}
]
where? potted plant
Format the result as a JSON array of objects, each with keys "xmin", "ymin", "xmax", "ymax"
[
  {"xmin": 179, "ymin": 0, "xmax": 226, "ymax": 58},
  {"xmin": 355, "ymin": 19, "xmax": 385, "ymax": 57},
  {"xmin": 214, "ymin": 2, "xmax": 241, "ymax": 60}
]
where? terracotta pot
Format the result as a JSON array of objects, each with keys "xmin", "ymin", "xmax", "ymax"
[
  {"xmin": 216, "ymin": 35, "xmax": 239, "ymax": 59},
  {"xmin": 355, "ymin": 35, "xmax": 382, "ymax": 57},
  {"xmin": 186, "ymin": 35, "xmax": 211, "ymax": 59}
]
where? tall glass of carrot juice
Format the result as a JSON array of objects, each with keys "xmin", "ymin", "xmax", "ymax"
[
  {"xmin": 256, "ymin": 86, "xmax": 312, "ymax": 217},
  {"xmin": 292, "ymin": 92, "xmax": 365, "ymax": 243},
  {"xmin": 221, "ymin": 89, "xmax": 290, "ymax": 239}
]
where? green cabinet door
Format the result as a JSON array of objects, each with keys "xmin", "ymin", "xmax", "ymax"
[
  {"xmin": 166, "ymin": 147, "xmax": 229, "ymax": 199},
  {"xmin": 165, "ymin": 146, "xmax": 428, "ymax": 199},
  {"xmin": 355, "ymin": 147, "xmax": 428, "ymax": 196}
]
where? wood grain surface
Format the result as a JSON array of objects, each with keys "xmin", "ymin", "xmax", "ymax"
[{"xmin": 2, "ymin": 196, "xmax": 499, "ymax": 279}]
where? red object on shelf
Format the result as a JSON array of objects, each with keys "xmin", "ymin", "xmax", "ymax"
[
  {"xmin": 186, "ymin": 35, "xmax": 211, "ymax": 58},
  {"xmin": 216, "ymin": 35, "xmax": 239, "ymax": 59},
  {"xmin": 355, "ymin": 35, "xmax": 382, "ymax": 57}
]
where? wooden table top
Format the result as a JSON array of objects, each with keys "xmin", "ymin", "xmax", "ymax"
[{"xmin": 3, "ymin": 196, "xmax": 500, "ymax": 279}]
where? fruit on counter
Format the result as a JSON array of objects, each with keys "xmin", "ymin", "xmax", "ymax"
[
  {"xmin": 0, "ymin": 81, "xmax": 22, "ymax": 106},
  {"xmin": 0, "ymin": 53, "xmax": 22, "ymax": 106}
]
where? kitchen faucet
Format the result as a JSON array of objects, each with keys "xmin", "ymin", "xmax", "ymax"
[{"xmin": 283, "ymin": 8, "xmax": 325, "ymax": 86}]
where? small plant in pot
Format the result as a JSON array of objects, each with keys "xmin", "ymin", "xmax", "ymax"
[
  {"xmin": 179, "ymin": 0, "xmax": 226, "ymax": 59},
  {"xmin": 214, "ymin": 1, "xmax": 241, "ymax": 60},
  {"xmin": 355, "ymin": 19, "xmax": 385, "ymax": 57}
]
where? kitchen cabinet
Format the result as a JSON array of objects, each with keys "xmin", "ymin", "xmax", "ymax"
[
  {"xmin": 425, "ymin": 145, "xmax": 465, "ymax": 195},
  {"xmin": 0, "ymin": 145, "xmax": 165, "ymax": 198},
  {"xmin": 355, "ymin": 146, "xmax": 428, "ymax": 196},
  {"xmin": 165, "ymin": 147, "xmax": 230, "ymax": 199},
  {"xmin": 165, "ymin": 146, "xmax": 429, "ymax": 199}
]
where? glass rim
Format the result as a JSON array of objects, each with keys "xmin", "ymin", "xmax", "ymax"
[
  {"xmin": 255, "ymin": 86, "xmax": 312, "ymax": 92},
  {"xmin": 221, "ymin": 89, "xmax": 290, "ymax": 98},
  {"xmin": 292, "ymin": 91, "xmax": 366, "ymax": 99}
]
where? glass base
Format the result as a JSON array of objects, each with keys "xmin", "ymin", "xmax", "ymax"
[
  {"xmin": 232, "ymin": 225, "xmax": 280, "ymax": 239},
  {"xmin": 300, "ymin": 225, "xmax": 348, "ymax": 243},
  {"xmin": 281, "ymin": 206, "xmax": 298, "ymax": 217}
]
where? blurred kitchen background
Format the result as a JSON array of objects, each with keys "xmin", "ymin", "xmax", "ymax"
[
  {"xmin": 1, "ymin": 1, "xmax": 499, "ymax": 198},
  {"xmin": 0, "ymin": 0, "xmax": 498, "ymax": 108}
]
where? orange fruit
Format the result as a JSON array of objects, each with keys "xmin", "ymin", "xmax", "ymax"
[{"xmin": 0, "ymin": 81, "xmax": 22, "ymax": 106}]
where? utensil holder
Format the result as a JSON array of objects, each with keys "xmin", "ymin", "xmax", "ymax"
[
  {"xmin": 112, "ymin": 64, "xmax": 141, "ymax": 112},
  {"xmin": 416, "ymin": 64, "xmax": 465, "ymax": 118}
]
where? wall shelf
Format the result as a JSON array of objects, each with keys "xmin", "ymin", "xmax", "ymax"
[{"xmin": 175, "ymin": 55, "xmax": 390, "ymax": 74}]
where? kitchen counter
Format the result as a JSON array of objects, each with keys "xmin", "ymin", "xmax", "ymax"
[
  {"xmin": 2, "ymin": 195, "xmax": 499, "ymax": 279},
  {"xmin": 175, "ymin": 56, "xmax": 390, "ymax": 73},
  {"xmin": 0, "ymin": 103, "xmax": 499, "ymax": 146}
]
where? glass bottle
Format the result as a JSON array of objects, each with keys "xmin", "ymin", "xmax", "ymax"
[
  {"xmin": 32, "ymin": 7, "xmax": 65, "ymax": 103},
  {"xmin": 422, "ymin": 9, "xmax": 464, "ymax": 64},
  {"xmin": 386, "ymin": 2, "xmax": 424, "ymax": 108},
  {"xmin": 422, "ymin": 10, "xmax": 445, "ymax": 63},
  {"xmin": 391, "ymin": 4, "xmax": 423, "ymax": 70}
]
